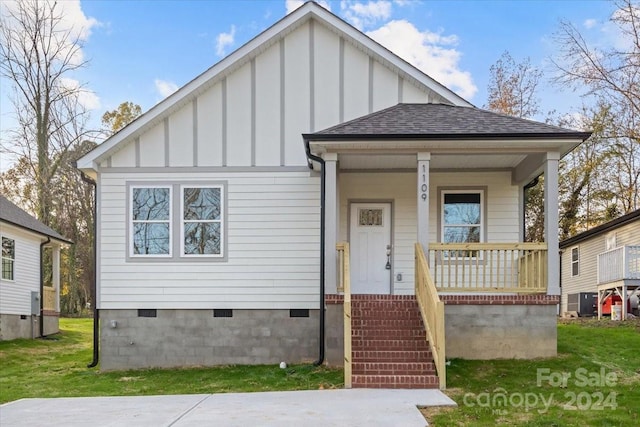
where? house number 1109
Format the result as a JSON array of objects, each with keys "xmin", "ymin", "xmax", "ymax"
[{"xmin": 421, "ymin": 164, "xmax": 428, "ymax": 201}]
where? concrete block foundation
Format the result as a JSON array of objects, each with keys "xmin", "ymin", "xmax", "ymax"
[
  {"xmin": 99, "ymin": 309, "xmax": 319, "ymax": 371},
  {"xmin": 0, "ymin": 313, "xmax": 59, "ymax": 340}
]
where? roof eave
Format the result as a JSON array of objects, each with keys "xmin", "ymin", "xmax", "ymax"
[
  {"xmin": 303, "ymin": 132, "xmax": 592, "ymax": 141},
  {"xmin": 559, "ymin": 209, "xmax": 640, "ymax": 248},
  {"xmin": 0, "ymin": 219, "xmax": 73, "ymax": 245}
]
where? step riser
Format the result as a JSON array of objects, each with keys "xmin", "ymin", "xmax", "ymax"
[{"xmin": 348, "ymin": 296, "xmax": 438, "ymax": 389}]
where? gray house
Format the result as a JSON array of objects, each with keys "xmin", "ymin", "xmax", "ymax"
[
  {"xmin": 560, "ymin": 209, "xmax": 640, "ymax": 318},
  {"xmin": 0, "ymin": 195, "xmax": 71, "ymax": 340}
]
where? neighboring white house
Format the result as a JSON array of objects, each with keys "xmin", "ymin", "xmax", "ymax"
[
  {"xmin": 0, "ymin": 195, "xmax": 70, "ymax": 340},
  {"xmin": 560, "ymin": 209, "xmax": 640, "ymax": 317},
  {"xmin": 77, "ymin": 2, "xmax": 590, "ymax": 380}
]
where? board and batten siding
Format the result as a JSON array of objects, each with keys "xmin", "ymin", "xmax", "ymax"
[
  {"xmin": 102, "ymin": 19, "xmax": 439, "ymax": 170},
  {"xmin": 560, "ymin": 220, "xmax": 640, "ymax": 314},
  {"xmin": 98, "ymin": 171, "xmax": 320, "ymax": 310},
  {"xmin": 337, "ymin": 171, "xmax": 520, "ymax": 295},
  {"xmin": 0, "ymin": 224, "xmax": 41, "ymax": 315}
]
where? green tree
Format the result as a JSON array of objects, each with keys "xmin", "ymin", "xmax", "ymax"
[{"xmin": 102, "ymin": 101, "xmax": 142, "ymax": 135}]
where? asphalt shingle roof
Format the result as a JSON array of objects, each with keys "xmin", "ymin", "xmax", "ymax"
[
  {"xmin": 0, "ymin": 195, "xmax": 71, "ymax": 243},
  {"xmin": 305, "ymin": 103, "xmax": 591, "ymax": 140}
]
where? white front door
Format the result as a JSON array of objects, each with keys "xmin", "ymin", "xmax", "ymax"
[{"xmin": 349, "ymin": 203, "xmax": 392, "ymax": 294}]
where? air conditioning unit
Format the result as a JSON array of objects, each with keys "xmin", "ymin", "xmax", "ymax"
[{"xmin": 567, "ymin": 292, "xmax": 597, "ymax": 317}]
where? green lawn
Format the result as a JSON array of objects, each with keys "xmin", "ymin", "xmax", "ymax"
[
  {"xmin": 424, "ymin": 319, "xmax": 640, "ymax": 426},
  {"xmin": 0, "ymin": 318, "xmax": 343, "ymax": 404},
  {"xmin": 2, "ymin": 318, "xmax": 639, "ymax": 427}
]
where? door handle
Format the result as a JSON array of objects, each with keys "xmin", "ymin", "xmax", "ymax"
[{"xmin": 385, "ymin": 244, "xmax": 391, "ymax": 270}]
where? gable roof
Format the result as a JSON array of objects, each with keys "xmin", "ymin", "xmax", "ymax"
[
  {"xmin": 77, "ymin": 2, "xmax": 472, "ymax": 172},
  {"xmin": 304, "ymin": 103, "xmax": 592, "ymax": 141},
  {"xmin": 0, "ymin": 195, "xmax": 72, "ymax": 244},
  {"xmin": 559, "ymin": 209, "xmax": 640, "ymax": 249}
]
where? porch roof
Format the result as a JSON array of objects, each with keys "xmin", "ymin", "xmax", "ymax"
[{"xmin": 304, "ymin": 103, "xmax": 591, "ymax": 141}]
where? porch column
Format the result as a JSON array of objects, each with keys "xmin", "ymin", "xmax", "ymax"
[
  {"xmin": 323, "ymin": 153, "xmax": 338, "ymax": 294},
  {"xmin": 53, "ymin": 244, "xmax": 61, "ymax": 312},
  {"xmin": 417, "ymin": 152, "xmax": 430, "ymax": 252},
  {"xmin": 544, "ymin": 152, "xmax": 560, "ymax": 296}
]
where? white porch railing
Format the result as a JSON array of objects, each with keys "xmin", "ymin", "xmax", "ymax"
[
  {"xmin": 598, "ymin": 245, "xmax": 640, "ymax": 285},
  {"xmin": 428, "ymin": 243, "xmax": 548, "ymax": 293},
  {"xmin": 336, "ymin": 242, "xmax": 352, "ymax": 389},
  {"xmin": 415, "ymin": 243, "xmax": 446, "ymax": 390}
]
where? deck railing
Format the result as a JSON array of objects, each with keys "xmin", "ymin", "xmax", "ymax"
[
  {"xmin": 336, "ymin": 242, "xmax": 352, "ymax": 388},
  {"xmin": 598, "ymin": 245, "xmax": 640, "ymax": 285},
  {"xmin": 43, "ymin": 286, "xmax": 57, "ymax": 312},
  {"xmin": 428, "ymin": 243, "xmax": 548, "ymax": 293},
  {"xmin": 415, "ymin": 243, "xmax": 446, "ymax": 390}
]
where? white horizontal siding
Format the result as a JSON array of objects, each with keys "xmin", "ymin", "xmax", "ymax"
[
  {"xmin": 560, "ymin": 220, "xmax": 640, "ymax": 313},
  {"xmin": 338, "ymin": 171, "xmax": 521, "ymax": 295},
  {"xmin": 98, "ymin": 171, "xmax": 320, "ymax": 310},
  {"xmin": 0, "ymin": 224, "xmax": 41, "ymax": 315}
]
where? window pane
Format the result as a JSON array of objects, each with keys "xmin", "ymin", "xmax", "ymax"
[
  {"xmin": 443, "ymin": 226, "xmax": 480, "ymax": 243},
  {"xmin": 572, "ymin": 262, "xmax": 579, "ymax": 276},
  {"xmin": 2, "ymin": 259, "xmax": 14, "ymax": 280},
  {"xmin": 133, "ymin": 188, "xmax": 170, "ymax": 221},
  {"xmin": 184, "ymin": 222, "xmax": 221, "ymax": 255},
  {"xmin": 444, "ymin": 193, "xmax": 480, "ymax": 225},
  {"xmin": 133, "ymin": 223, "xmax": 170, "ymax": 255},
  {"xmin": 184, "ymin": 188, "xmax": 221, "ymax": 220},
  {"xmin": 571, "ymin": 248, "xmax": 579, "ymax": 262},
  {"xmin": 2, "ymin": 237, "xmax": 15, "ymax": 259}
]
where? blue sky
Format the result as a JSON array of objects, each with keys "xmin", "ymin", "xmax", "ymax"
[{"xmin": 0, "ymin": 0, "xmax": 620, "ymax": 170}]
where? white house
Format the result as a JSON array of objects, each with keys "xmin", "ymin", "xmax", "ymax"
[
  {"xmin": 0, "ymin": 195, "xmax": 70, "ymax": 340},
  {"xmin": 560, "ymin": 209, "xmax": 640, "ymax": 318},
  {"xmin": 77, "ymin": 3, "xmax": 590, "ymax": 388}
]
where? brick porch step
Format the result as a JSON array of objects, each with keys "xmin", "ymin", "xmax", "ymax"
[
  {"xmin": 351, "ymin": 374, "xmax": 439, "ymax": 389},
  {"xmin": 349, "ymin": 295, "xmax": 440, "ymax": 389}
]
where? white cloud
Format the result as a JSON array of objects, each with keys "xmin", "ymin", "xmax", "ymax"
[
  {"xmin": 341, "ymin": 1, "xmax": 392, "ymax": 29},
  {"xmin": 154, "ymin": 79, "xmax": 179, "ymax": 98},
  {"xmin": 285, "ymin": 0, "xmax": 331, "ymax": 14},
  {"xmin": 367, "ymin": 20, "xmax": 477, "ymax": 99},
  {"xmin": 59, "ymin": 77, "xmax": 101, "ymax": 110},
  {"xmin": 0, "ymin": 0, "xmax": 100, "ymax": 66},
  {"xmin": 216, "ymin": 25, "xmax": 236, "ymax": 57},
  {"xmin": 583, "ymin": 18, "xmax": 597, "ymax": 29}
]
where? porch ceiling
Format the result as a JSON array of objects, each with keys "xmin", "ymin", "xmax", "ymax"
[{"xmin": 338, "ymin": 153, "xmax": 528, "ymax": 170}]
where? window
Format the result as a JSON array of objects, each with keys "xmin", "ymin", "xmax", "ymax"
[
  {"xmin": 131, "ymin": 186, "xmax": 172, "ymax": 256},
  {"xmin": 439, "ymin": 190, "xmax": 484, "ymax": 258},
  {"xmin": 571, "ymin": 247, "xmax": 579, "ymax": 277},
  {"xmin": 606, "ymin": 233, "xmax": 617, "ymax": 251},
  {"xmin": 181, "ymin": 186, "xmax": 223, "ymax": 257},
  {"xmin": 2, "ymin": 237, "xmax": 15, "ymax": 281},
  {"xmin": 442, "ymin": 191, "xmax": 483, "ymax": 244},
  {"xmin": 128, "ymin": 182, "xmax": 226, "ymax": 260}
]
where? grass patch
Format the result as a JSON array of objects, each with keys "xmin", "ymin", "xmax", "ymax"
[
  {"xmin": 424, "ymin": 319, "xmax": 640, "ymax": 426},
  {"xmin": 0, "ymin": 318, "xmax": 343, "ymax": 404}
]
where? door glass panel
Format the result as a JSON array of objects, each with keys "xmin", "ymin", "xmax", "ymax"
[{"xmin": 358, "ymin": 208, "xmax": 383, "ymax": 226}]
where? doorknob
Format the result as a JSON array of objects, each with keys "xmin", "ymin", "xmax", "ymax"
[{"xmin": 385, "ymin": 244, "xmax": 391, "ymax": 270}]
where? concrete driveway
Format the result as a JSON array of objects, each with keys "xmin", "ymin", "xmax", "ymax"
[{"xmin": 0, "ymin": 389, "xmax": 455, "ymax": 426}]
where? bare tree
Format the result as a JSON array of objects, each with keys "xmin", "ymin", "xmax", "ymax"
[
  {"xmin": 485, "ymin": 51, "xmax": 545, "ymax": 241},
  {"xmin": 0, "ymin": 0, "xmax": 95, "ymax": 225},
  {"xmin": 553, "ymin": 0, "xmax": 640, "ymax": 217},
  {"xmin": 486, "ymin": 51, "xmax": 543, "ymax": 119}
]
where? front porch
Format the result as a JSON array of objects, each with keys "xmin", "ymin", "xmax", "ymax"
[
  {"xmin": 332, "ymin": 241, "xmax": 556, "ymax": 390},
  {"xmin": 303, "ymin": 103, "xmax": 590, "ymax": 390}
]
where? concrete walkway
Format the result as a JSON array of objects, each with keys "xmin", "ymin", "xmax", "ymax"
[{"xmin": 0, "ymin": 389, "xmax": 455, "ymax": 426}]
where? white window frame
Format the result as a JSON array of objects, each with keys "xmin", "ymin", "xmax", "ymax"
[
  {"xmin": 441, "ymin": 189, "xmax": 485, "ymax": 244},
  {"xmin": 571, "ymin": 246, "xmax": 579, "ymax": 277},
  {"xmin": 129, "ymin": 185, "xmax": 173, "ymax": 258},
  {"xmin": 180, "ymin": 185, "xmax": 225, "ymax": 258},
  {"xmin": 1, "ymin": 236, "xmax": 15, "ymax": 281}
]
